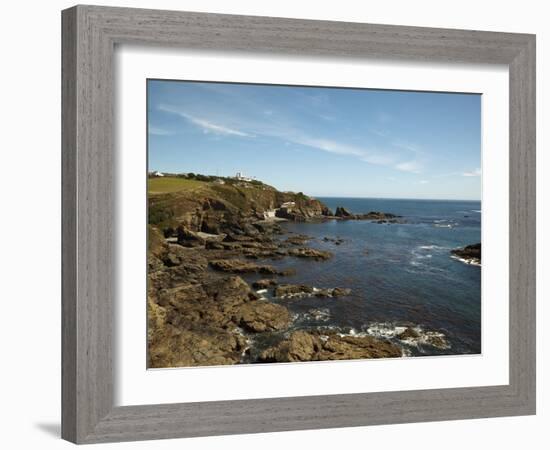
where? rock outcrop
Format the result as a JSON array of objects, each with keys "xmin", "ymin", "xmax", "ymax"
[
  {"xmin": 274, "ymin": 284, "xmax": 351, "ymax": 299},
  {"xmin": 148, "ymin": 271, "xmax": 293, "ymax": 368},
  {"xmin": 258, "ymin": 330, "xmax": 402, "ymax": 363},
  {"xmin": 334, "ymin": 207, "xmax": 401, "ymax": 222},
  {"xmin": 288, "ymin": 247, "xmax": 332, "ymax": 260},
  {"xmin": 209, "ymin": 259, "xmax": 290, "ymax": 275},
  {"xmin": 451, "ymin": 243, "xmax": 481, "ymax": 265}
]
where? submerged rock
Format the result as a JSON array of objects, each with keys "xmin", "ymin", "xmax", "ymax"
[
  {"xmin": 323, "ymin": 236, "xmax": 345, "ymax": 245},
  {"xmin": 274, "ymin": 284, "xmax": 351, "ymax": 299},
  {"xmin": 288, "ymin": 247, "xmax": 332, "ymax": 260},
  {"xmin": 285, "ymin": 234, "xmax": 313, "ymax": 246}
]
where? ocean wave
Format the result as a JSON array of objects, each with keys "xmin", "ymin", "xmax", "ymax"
[
  {"xmin": 433, "ymin": 223, "xmax": 457, "ymax": 228},
  {"xmin": 293, "ymin": 308, "xmax": 331, "ymax": 323},
  {"xmin": 366, "ymin": 322, "xmax": 451, "ymax": 351},
  {"xmin": 450, "ymin": 255, "xmax": 481, "ymax": 267},
  {"xmin": 410, "ymin": 245, "xmax": 444, "ymax": 264},
  {"xmin": 293, "ymin": 323, "xmax": 451, "ymax": 355}
]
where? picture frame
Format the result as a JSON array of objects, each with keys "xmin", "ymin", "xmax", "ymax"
[{"xmin": 61, "ymin": 4, "xmax": 536, "ymax": 444}]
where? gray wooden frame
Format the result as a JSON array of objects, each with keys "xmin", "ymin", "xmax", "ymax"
[{"xmin": 61, "ymin": 4, "xmax": 536, "ymax": 444}]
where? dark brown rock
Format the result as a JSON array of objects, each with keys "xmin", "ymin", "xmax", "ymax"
[
  {"xmin": 233, "ymin": 301, "xmax": 291, "ymax": 333},
  {"xmin": 209, "ymin": 259, "xmax": 287, "ymax": 275},
  {"xmin": 451, "ymin": 243, "xmax": 481, "ymax": 265},
  {"xmin": 397, "ymin": 327, "xmax": 420, "ymax": 340},
  {"xmin": 259, "ymin": 331, "xmax": 402, "ymax": 363},
  {"xmin": 288, "ymin": 247, "xmax": 332, "ymax": 260},
  {"xmin": 285, "ymin": 234, "xmax": 313, "ymax": 246},
  {"xmin": 274, "ymin": 284, "xmax": 315, "ymax": 298},
  {"xmin": 330, "ymin": 287, "xmax": 352, "ymax": 297},
  {"xmin": 335, "ymin": 206, "xmax": 353, "ymax": 218},
  {"xmin": 252, "ymin": 279, "xmax": 278, "ymax": 289}
]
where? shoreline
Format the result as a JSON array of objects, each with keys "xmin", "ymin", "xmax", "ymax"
[
  {"xmin": 148, "ymin": 213, "xmax": 478, "ymax": 368},
  {"xmin": 147, "ymin": 177, "xmax": 480, "ymax": 368}
]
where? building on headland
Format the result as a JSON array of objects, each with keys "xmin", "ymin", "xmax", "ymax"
[
  {"xmin": 151, "ymin": 171, "xmax": 164, "ymax": 177},
  {"xmin": 281, "ymin": 201, "xmax": 295, "ymax": 209},
  {"xmin": 234, "ymin": 171, "xmax": 255, "ymax": 182}
]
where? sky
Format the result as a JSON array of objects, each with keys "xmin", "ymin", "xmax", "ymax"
[{"xmin": 147, "ymin": 80, "xmax": 481, "ymax": 200}]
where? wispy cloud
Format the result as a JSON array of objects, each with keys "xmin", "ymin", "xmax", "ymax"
[
  {"xmin": 158, "ymin": 104, "xmax": 253, "ymax": 137},
  {"xmin": 462, "ymin": 168, "xmax": 481, "ymax": 177},
  {"xmin": 395, "ymin": 161, "xmax": 422, "ymax": 173},
  {"xmin": 392, "ymin": 140, "xmax": 423, "ymax": 155},
  {"xmin": 148, "ymin": 126, "xmax": 174, "ymax": 136},
  {"xmin": 157, "ymin": 101, "xmax": 422, "ymax": 173},
  {"xmin": 285, "ymin": 136, "xmax": 396, "ymax": 166}
]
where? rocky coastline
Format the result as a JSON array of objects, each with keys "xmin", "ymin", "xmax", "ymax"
[
  {"xmin": 147, "ymin": 176, "xmax": 410, "ymax": 368},
  {"xmin": 451, "ymin": 243, "xmax": 481, "ymax": 266}
]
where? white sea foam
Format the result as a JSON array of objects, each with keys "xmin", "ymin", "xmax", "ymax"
[
  {"xmin": 294, "ymin": 308, "xmax": 331, "ymax": 323},
  {"xmin": 365, "ymin": 322, "xmax": 451, "ymax": 351},
  {"xmin": 450, "ymin": 255, "xmax": 481, "ymax": 267}
]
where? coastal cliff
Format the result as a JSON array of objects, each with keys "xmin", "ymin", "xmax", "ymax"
[
  {"xmin": 147, "ymin": 175, "xmax": 403, "ymax": 367},
  {"xmin": 149, "ymin": 175, "xmax": 331, "ymax": 237}
]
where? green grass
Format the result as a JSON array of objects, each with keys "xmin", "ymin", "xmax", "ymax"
[{"xmin": 148, "ymin": 177, "xmax": 206, "ymax": 194}]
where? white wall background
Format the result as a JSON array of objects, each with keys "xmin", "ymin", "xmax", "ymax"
[{"xmin": 0, "ymin": 1, "xmax": 546, "ymax": 448}]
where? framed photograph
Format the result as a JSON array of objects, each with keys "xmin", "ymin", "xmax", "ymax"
[{"xmin": 62, "ymin": 5, "xmax": 536, "ymax": 444}]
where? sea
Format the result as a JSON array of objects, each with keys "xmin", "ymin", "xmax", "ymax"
[{"xmin": 247, "ymin": 197, "xmax": 482, "ymax": 358}]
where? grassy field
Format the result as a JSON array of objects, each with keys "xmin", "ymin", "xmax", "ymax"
[{"xmin": 148, "ymin": 177, "xmax": 206, "ymax": 194}]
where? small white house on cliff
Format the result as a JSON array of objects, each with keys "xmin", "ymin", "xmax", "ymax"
[{"xmin": 234, "ymin": 171, "xmax": 254, "ymax": 182}]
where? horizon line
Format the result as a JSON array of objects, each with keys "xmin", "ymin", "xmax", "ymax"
[{"xmin": 312, "ymin": 195, "xmax": 481, "ymax": 202}]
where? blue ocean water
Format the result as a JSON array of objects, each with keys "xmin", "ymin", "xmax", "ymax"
[{"xmin": 257, "ymin": 198, "xmax": 482, "ymax": 356}]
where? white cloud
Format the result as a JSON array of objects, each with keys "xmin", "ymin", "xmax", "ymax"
[
  {"xmin": 395, "ymin": 161, "xmax": 422, "ymax": 173},
  {"xmin": 290, "ymin": 136, "xmax": 395, "ymax": 166},
  {"xmin": 158, "ymin": 104, "xmax": 252, "ymax": 137},
  {"xmin": 462, "ymin": 168, "xmax": 481, "ymax": 177},
  {"xmin": 148, "ymin": 126, "xmax": 173, "ymax": 136}
]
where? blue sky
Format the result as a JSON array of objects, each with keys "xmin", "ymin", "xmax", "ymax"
[{"xmin": 148, "ymin": 80, "xmax": 481, "ymax": 200}]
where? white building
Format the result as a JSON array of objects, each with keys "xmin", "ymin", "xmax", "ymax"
[
  {"xmin": 152, "ymin": 171, "xmax": 164, "ymax": 177},
  {"xmin": 235, "ymin": 171, "xmax": 254, "ymax": 182}
]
